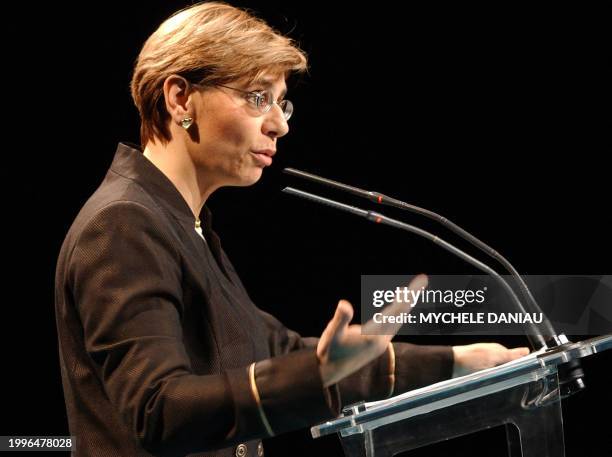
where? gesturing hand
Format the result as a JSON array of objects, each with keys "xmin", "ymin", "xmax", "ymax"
[{"xmin": 316, "ymin": 274, "xmax": 428, "ymax": 387}]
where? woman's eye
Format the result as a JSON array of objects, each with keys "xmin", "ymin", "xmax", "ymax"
[{"xmin": 247, "ymin": 91, "xmax": 264, "ymax": 103}]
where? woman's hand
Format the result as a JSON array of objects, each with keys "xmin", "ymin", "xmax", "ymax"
[
  {"xmin": 316, "ymin": 274, "xmax": 428, "ymax": 387},
  {"xmin": 452, "ymin": 343, "xmax": 530, "ymax": 377}
]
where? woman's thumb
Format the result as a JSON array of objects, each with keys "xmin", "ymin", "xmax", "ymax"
[
  {"xmin": 334, "ymin": 299, "xmax": 354, "ymax": 326},
  {"xmin": 320, "ymin": 300, "xmax": 354, "ymax": 347}
]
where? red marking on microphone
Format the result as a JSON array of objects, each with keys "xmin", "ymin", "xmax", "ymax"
[
  {"xmin": 377, "ymin": 196, "xmax": 383, "ymax": 203},
  {"xmin": 375, "ymin": 217, "xmax": 382, "ymax": 223}
]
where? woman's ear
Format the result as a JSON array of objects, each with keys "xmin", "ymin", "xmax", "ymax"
[{"xmin": 163, "ymin": 75, "xmax": 193, "ymax": 125}]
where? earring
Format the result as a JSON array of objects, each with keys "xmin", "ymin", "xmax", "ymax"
[{"xmin": 181, "ymin": 117, "xmax": 194, "ymax": 130}]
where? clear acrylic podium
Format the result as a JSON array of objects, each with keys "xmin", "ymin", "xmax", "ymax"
[{"xmin": 311, "ymin": 335, "xmax": 612, "ymax": 457}]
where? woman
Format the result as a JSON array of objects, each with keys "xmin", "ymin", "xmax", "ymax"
[{"xmin": 54, "ymin": 3, "xmax": 528, "ymax": 456}]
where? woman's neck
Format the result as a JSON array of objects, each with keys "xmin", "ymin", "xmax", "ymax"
[{"xmin": 143, "ymin": 140, "xmax": 216, "ymax": 219}]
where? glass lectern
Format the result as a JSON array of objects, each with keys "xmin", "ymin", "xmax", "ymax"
[{"xmin": 311, "ymin": 335, "xmax": 612, "ymax": 457}]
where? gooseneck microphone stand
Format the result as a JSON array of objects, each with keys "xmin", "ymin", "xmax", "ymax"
[{"xmin": 282, "ymin": 168, "xmax": 585, "ymax": 397}]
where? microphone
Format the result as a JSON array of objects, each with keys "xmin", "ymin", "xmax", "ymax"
[
  {"xmin": 284, "ymin": 169, "xmax": 554, "ymax": 335},
  {"xmin": 282, "ymin": 169, "xmax": 585, "ymax": 397},
  {"xmin": 282, "ymin": 186, "xmax": 545, "ymax": 347},
  {"xmin": 283, "ymin": 168, "xmax": 558, "ymax": 342}
]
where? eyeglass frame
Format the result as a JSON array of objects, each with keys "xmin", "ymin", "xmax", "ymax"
[{"xmin": 187, "ymin": 80, "xmax": 294, "ymax": 121}]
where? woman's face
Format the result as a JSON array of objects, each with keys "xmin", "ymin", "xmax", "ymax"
[{"xmin": 188, "ymin": 73, "xmax": 289, "ymax": 188}]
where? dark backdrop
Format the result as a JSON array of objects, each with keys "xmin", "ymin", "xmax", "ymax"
[{"xmin": 3, "ymin": 1, "xmax": 610, "ymax": 456}]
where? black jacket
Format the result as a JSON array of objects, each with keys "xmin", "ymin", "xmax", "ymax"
[{"xmin": 54, "ymin": 143, "xmax": 453, "ymax": 457}]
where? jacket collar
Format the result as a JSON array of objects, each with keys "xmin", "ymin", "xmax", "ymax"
[{"xmin": 109, "ymin": 142, "xmax": 214, "ymax": 232}]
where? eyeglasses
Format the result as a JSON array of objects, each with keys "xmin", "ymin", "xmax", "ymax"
[
  {"xmin": 192, "ymin": 81, "xmax": 293, "ymax": 121},
  {"xmin": 218, "ymin": 84, "xmax": 294, "ymax": 121}
]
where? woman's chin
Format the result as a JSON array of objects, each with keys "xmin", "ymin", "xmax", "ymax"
[{"xmin": 234, "ymin": 168, "xmax": 264, "ymax": 187}]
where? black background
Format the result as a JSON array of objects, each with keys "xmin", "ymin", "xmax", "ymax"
[{"xmin": 2, "ymin": 1, "xmax": 611, "ymax": 456}]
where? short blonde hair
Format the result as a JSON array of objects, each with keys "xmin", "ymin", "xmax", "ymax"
[{"xmin": 130, "ymin": 1, "xmax": 308, "ymax": 146}]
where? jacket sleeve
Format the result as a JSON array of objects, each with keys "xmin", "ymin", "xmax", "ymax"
[
  {"xmin": 67, "ymin": 201, "xmax": 339, "ymax": 457},
  {"xmin": 337, "ymin": 342, "xmax": 454, "ymax": 406},
  {"xmin": 255, "ymin": 309, "xmax": 454, "ymax": 408}
]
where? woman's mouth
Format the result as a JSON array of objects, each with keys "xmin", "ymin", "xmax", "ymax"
[{"xmin": 250, "ymin": 150, "xmax": 274, "ymax": 167}]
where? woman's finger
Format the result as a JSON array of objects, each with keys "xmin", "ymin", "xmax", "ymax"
[{"xmin": 320, "ymin": 299, "xmax": 354, "ymax": 343}]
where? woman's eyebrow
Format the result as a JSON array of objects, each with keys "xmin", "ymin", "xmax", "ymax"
[{"xmin": 252, "ymin": 79, "xmax": 287, "ymax": 99}]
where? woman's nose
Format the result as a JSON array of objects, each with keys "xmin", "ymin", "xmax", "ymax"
[{"xmin": 262, "ymin": 104, "xmax": 289, "ymax": 139}]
